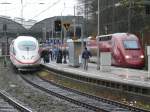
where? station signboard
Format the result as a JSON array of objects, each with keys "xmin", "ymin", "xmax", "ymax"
[
  {"xmin": 63, "ymin": 23, "xmax": 70, "ymax": 31},
  {"xmin": 48, "ymin": 38, "xmax": 62, "ymax": 45}
]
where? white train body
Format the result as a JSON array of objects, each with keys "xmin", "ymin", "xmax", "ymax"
[{"xmin": 10, "ymin": 36, "xmax": 41, "ymax": 70}]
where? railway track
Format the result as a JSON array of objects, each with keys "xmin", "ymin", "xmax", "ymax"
[
  {"xmin": 0, "ymin": 89, "xmax": 33, "ymax": 112},
  {"xmin": 20, "ymin": 73, "xmax": 150, "ymax": 112}
]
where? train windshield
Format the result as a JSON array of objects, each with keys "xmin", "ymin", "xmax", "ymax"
[
  {"xmin": 18, "ymin": 41, "xmax": 36, "ymax": 51},
  {"xmin": 123, "ymin": 40, "xmax": 140, "ymax": 49}
]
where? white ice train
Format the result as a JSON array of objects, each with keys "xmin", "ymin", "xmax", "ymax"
[{"xmin": 10, "ymin": 36, "xmax": 41, "ymax": 71}]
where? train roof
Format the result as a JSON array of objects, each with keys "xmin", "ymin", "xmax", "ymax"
[
  {"xmin": 96, "ymin": 33, "xmax": 138, "ymax": 39},
  {"xmin": 112, "ymin": 33, "xmax": 138, "ymax": 39},
  {"xmin": 112, "ymin": 33, "xmax": 133, "ymax": 36},
  {"xmin": 15, "ymin": 36, "xmax": 37, "ymax": 41}
]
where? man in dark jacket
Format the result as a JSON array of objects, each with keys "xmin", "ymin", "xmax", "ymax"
[
  {"xmin": 41, "ymin": 49, "xmax": 49, "ymax": 63},
  {"xmin": 56, "ymin": 48, "xmax": 63, "ymax": 63},
  {"xmin": 82, "ymin": 47, "xmax": 92, "ymax": 70},
  {"xmin": 62, "ymin": 48, "xmax": 68, "ymax": 63},
  {"xmin": 49, "ymin": 48, "xmax": 53, "ymax": 61}
]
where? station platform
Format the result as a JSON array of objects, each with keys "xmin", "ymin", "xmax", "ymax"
[{"xmin": 41, "ymin": 60, "xmax": 150, "ymax": 95}]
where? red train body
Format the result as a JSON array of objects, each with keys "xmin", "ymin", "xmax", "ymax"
[{"xmin": 87, "ymin": 33, "xmax": 145, "ymax": 68}]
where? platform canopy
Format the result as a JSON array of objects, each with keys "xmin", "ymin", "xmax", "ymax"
[{"xmin": 0, "ymin": 17, "xmax": 28, "ymax": 37}]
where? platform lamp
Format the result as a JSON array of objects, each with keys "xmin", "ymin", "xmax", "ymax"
[
  {"xmin": 63, "ymin": 23, "xmax": 70, "ymax": 64},
  {"xmin": 97, "ymin": 0, "xmax": 100, "ymax": 70},
  {"xmin": 3, "ymin": 24, "xmax": 8, "ymax": 55}
]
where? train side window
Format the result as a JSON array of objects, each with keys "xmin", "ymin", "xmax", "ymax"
[
  {"xmin": 112, "ymin": 39, "xmax": 115, "ymax": 48},
  {"xmin": 10, "ymin": 45, "xmax": 13, "ymax": 53},
  {"xmin": 13, "ymin": 46, "xmax": 16, "ymax": 55},
  {"xmin": 10, "ymin": 41, "xmax": 14, "ymax": 53}
]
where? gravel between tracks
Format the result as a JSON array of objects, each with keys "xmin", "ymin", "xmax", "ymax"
[{"xmin": 0, "ymin": 65, "xmax": 94, "ymax": 112}]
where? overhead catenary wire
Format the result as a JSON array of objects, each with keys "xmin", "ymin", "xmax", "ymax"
[
  {"xmin": 0, "ymin": 1, "xmax": 39, "ymax": 15},
  {"xmin": 0, "ymin": 0, "xmax": 60, "ymax": 20},
  {"xmin": 30, "ymin": 0, "xmax": 61, "ymax": 20}
]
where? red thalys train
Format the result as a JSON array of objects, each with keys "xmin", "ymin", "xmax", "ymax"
[{"xmin": 86, "ymin": 33, "xmax": 145, "ymax": 68}]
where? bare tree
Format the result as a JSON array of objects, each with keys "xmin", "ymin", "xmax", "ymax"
[{"xmin": 77, "ymin": 0, "xmax": 149, "ymax": 35}]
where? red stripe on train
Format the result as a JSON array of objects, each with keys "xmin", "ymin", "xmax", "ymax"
[{"xmin": 10, "ymin": 54, "xmax": 41, "ymax": 64}]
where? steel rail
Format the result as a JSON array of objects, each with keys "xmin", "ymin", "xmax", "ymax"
[
  {"xmin": 39, "ymin": 74, "xmax": 150, "ymax": 112},
  {"xmin": 0, "ymin": 89, "xmax": 33, "ymax": 112},
  {"xmin": 20, "ymin": 74, "xmax": 107, "ymax": 112},
  {"xmin": 20, "ymin": 73, "xmax": 149, "ymax": 112}
]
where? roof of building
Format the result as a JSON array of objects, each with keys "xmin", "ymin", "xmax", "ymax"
[{"xmin": 0, "ymin": 17, "xmax": 27, "ymax": 34}]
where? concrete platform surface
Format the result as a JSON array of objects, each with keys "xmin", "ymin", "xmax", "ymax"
[{"xmin": 42, "ymin": 61, "xmax": 150, "ymax": 88}]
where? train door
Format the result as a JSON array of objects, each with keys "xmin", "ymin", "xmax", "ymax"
[
  {"xmin": 111, "ymin": 38, "xmax": 116, "ymax": 65},
  {"xmin": 111, "ymin": 38, "xmax": 123, "ymax": 65}
]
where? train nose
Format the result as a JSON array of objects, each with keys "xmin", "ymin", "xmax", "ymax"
[
  {"xmin": 125, "ymin": 55, "xmax": 131, "ymax": 59},
  {"xmin": 30, "ymin": 56, "xmax": 35, "ymax": 59},
  {"xmin": 20, "ymin": 55, "xmax": 40, "ymax": 63},
  {"xmin": 22, "ymin": 55, "xmax": 36, "ymax": 60},
  {"xmin": 22, "ymin": 56, "xmax": 25, "ymax": 59},
  {"xmin": 125, "ymin": 55, "xmax": 144, "ymax": 67}
]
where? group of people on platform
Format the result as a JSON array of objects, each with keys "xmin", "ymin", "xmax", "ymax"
[
  {"xmin": 41, "ymin": 47, "xmax": 68, "ymax": 64},
  {"xmin": 41, "ymin": 46, "xmax": 92, "ymax": 70}
]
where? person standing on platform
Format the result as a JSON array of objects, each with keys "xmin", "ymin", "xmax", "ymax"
[
  {"xmin": 56, "ymin": 48, "xmax": 63, "ymax": 63},
  {"xmin": 62, "ymin": 48, "xmax": 68, "ymax": 64},
  {"xmin": 45, "ymin": 49, "xmax": 50, "ymax": 63},
  {"xmin": 40, "ymin": 49, "xmax": 45, "ymax": 63},
  {"xmin": 41, "ymin": 49, "xmax": 49, "ymax": 63},
  {"xmin": 54, "ymin": 47, "xmax": 59, "ymax": 60},
  {"xmin": 49, "ymin": 48, "xmax": 53, "ymax": 61},
  {"xmin": 82, "ymin": 47, "xmax": 92, "ymax": 70}
]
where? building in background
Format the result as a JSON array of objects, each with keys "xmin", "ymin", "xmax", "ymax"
[{"xmin": 29, "ymin": 16, "xmax": 84, "ymax": 43}]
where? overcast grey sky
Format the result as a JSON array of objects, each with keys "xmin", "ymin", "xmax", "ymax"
[{"xmin": 0, "ymin": 0, "xmax": 77, "ymax": 21}]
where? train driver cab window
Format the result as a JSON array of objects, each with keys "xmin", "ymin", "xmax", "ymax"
[
  {"xmin": 123, "ymin": 40, "xmax": 140, "ymax": 49},
  {"xmin": 18, "ymin": 41, "xmax": 36, "ymax": 51}
]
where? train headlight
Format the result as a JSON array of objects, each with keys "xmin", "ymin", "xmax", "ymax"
[
  {"xmin": 125, "ymin": 55, "xmax": 130, "ymax": 59},
  {"xmin": 140, "ymin": 55, "xmax": 144, "ymax": 59}
]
